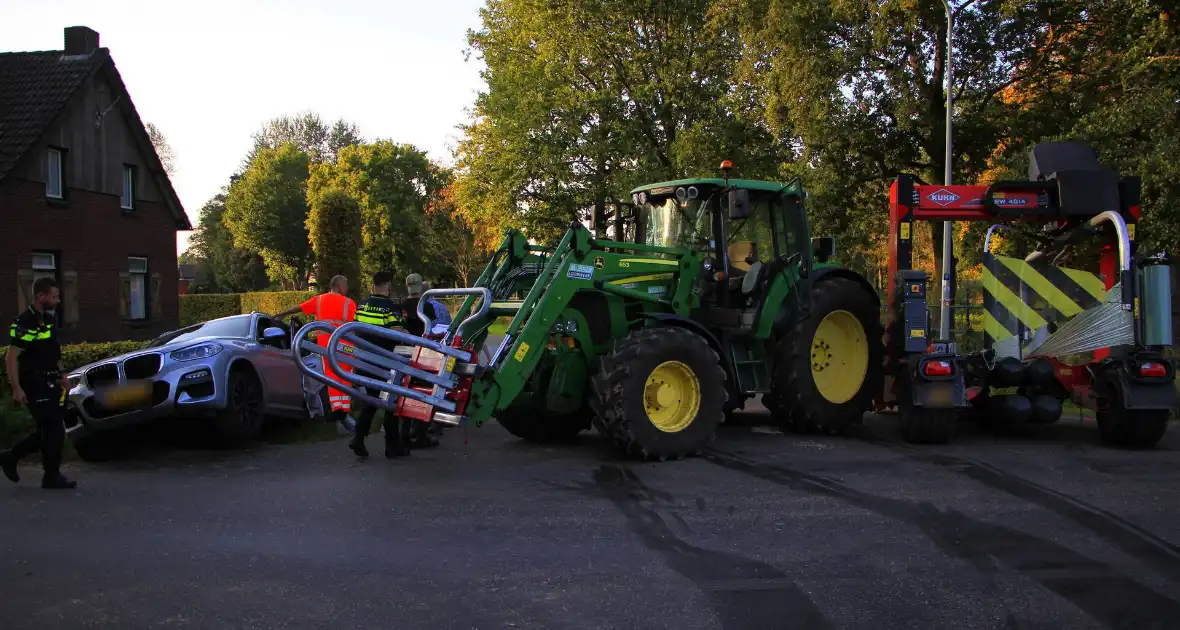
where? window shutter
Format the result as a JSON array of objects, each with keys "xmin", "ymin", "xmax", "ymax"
[
  {"xmin": 16, "ymin": 269, "xmax": 34, "ymax": 312},
  {"xmin": 118, "ymin": 272, "xmax": 130, "ymax": 319},
  {"xmin": 150, "ymin": 273, "xmax": 162, "ymax": 319},
  {"xmin": 62, "ymin": 271, "xmax": 79, "ymax": 325}
]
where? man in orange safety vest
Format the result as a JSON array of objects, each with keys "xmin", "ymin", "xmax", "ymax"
[{"xmin": 277, "ymin": 275, "xmax": 357, "ymax": 415}]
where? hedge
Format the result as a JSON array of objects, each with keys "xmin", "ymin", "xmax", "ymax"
[
  {"xmin": 239, "ymin": 291, "xmax": 317, "ymax": 317},
  {"xmin": 179, "ymin": 294, "xmax": 242, "ymax": 327},
  {"xmin": 180, "ymin": 291, "xmax": 316, "ymax": 326}
]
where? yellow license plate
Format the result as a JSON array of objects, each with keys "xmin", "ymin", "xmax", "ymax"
[
  {"xmin": 96, "ymin": 381, "xmax": 153, "ymax": 411},
  {"xmin": 925, "ymin": 384, "xmax": 954, "ymax": 408}
]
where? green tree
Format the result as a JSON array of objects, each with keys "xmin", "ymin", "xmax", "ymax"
[
  {"xmin": 999, "ymin": 1, "xmax": 1180, "ymax": 255},
  {"xmin": 224, "ymin": 144, "xmax": 314, "ymax": 289},
  {"xmin": 421, "ymin": 184, "xmax": 488, "ymax": 287},
  {"xmin": 306, "ymin": 188, "xmax": 364, "ymax": 297},
  {"xmin": 724, "ymin": 0, "xmax": 1063, "ymax": 280},
  {"xmin": 186, "ymin": 188, "xmax": 270, "ymax": 292},
  {"xmin": 307, "ymin": 141, "xmax": 444, "ymax": 282},
  {"xmin": 247, "ymin": 111, "xmax": 363, "ymax": 166},
  {"xmin": 453, "ymin": 0, "xmax": 782, "ymax": 248}
]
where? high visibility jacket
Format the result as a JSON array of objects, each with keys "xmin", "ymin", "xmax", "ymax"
[
  {"xmin": 299, "ymin": 292, "xmax": 357, "ymax": 413},
  {"xmin": 355, "ymin": 294, "xmax": 401, "ymax": 351}
]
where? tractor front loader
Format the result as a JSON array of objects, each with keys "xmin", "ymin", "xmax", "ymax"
[
  {"xmin": 295, "ymin": 162, "xmax": 884, "ymax": 461},
  {"xmin": 883, "ymin": 141, "xmax": 1175, "ymax": 447}
]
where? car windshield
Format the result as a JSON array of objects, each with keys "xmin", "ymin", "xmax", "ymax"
[
  {"xmin": 147, "ymin": 315, "xmax": 253, "ymax": 348},
  {"xmin": 638, "ymin": 197, "xmax": 713, "ymax": 251}
]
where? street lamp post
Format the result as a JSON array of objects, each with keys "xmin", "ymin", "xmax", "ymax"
[{"xmin": 938, "ymin": 0, "xmax": 955, "ymax": 341}]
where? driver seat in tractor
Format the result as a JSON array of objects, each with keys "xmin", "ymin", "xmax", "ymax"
[{"xmin": 727, "ymin": 240, "xmax": 766, "ymax": 299}]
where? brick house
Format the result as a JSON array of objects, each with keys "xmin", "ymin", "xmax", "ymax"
[{"xmin": 0, "ymin": 26, "xmax": 190, "ymax": 343}]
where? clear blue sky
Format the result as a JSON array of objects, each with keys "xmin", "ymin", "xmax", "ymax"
[{"xmin": 1, "ymin": 0, "xmax": 488, "ymax": 254}]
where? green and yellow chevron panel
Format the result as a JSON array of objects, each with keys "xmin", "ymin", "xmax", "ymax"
[{"xmin": 981, "ymin": 253, "xmax": 1109, "ymax": 345}]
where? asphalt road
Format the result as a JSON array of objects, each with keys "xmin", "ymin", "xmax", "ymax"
[{"xmin": 2, "ymin": 403, "xmax": 1180, "ymax": 630}]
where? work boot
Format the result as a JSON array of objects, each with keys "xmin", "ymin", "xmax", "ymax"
[
  {"xmin": 348, "ymin": 437, "xmax": 369, "ymax": 458},
  {"xmin": 0, "ymin": 451, "xmax": 19, "ymax": 483},
  {"xmin": 385, "ymin": 444, "xmax": 410, "ymax": 458},
  {"xmin": 41, "ymin": 475, "xmax": 76, "ymax": 490}
]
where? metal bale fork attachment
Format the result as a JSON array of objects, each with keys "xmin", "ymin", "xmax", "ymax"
[{"xmin": 293, "ymin": 288, "xmax": 492, "ymax": 427}]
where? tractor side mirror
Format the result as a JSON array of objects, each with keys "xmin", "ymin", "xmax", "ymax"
[
  {"xmin": 728, "ymin": 189, "xmax": 750, "ymax": 220},
  {"xmin": 812, "ymin": 236, "xmax": 836, "ymax": 263}
]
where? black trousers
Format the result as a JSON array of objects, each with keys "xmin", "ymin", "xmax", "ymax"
[
  {"xmin": 350, "ymin": 387, "xmax": 411, "ymax": 452},
  {"xmin": 11, "ymin": 385, "xmax": 65, "ymax": 478}
]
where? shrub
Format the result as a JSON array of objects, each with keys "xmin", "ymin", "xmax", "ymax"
[
  {"xmin": 0, "ymin": 341, "xmax": 147, "ymax": 387},
  {"xmin": 240, "ymin": 291, "xmax": 316, "ymax": 316},
  {"xmin": 179, "ymin": 293, "xmax": 242, "ymax": 327}
]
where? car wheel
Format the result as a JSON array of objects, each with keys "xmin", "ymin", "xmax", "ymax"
[
  {"xmin": 71, "ymin": 433, "xmax": 120, "ymax": 462},
  {"xmin": 215, "ymin": 367, "xmax": 266, "ymax": 445}
]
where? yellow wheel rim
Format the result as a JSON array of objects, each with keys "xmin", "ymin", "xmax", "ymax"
[
  {"xmin": 811, "ymin": 310, "xmax": 869, "ymax": 404},
  {"xmin": 644, "ymin": 360, "xmax": 701, "ymax": 433}
]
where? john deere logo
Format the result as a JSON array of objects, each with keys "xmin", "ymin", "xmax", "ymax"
[
  {"xmin": 927, "ymin": 189, "xmax": 960, "ymax": 206},
  {"xmin": 593, "ymin": 256, "xmax": 605, "ymax": 269}
]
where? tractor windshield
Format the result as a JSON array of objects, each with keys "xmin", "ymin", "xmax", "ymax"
[{"xmin": 638, "ymin": 197, "xmax": 712, "ymax": 251}]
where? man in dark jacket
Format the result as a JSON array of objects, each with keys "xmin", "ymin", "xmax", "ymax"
[
  {"xmin": 0, "ymin": 278, "xmax": 76, "ymax": 489},
  {"xmin": 347, "ymin": 272, "xmax": 413, "ymax": 458}
]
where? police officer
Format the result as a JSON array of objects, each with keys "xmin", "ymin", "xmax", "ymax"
[
  {"xmin": 0, "ymin": 278, "xmax": 76, "ymax": 489},
  {"xmin": 347, "ymin": 272, "xmax": 413, "ymax": 458}
]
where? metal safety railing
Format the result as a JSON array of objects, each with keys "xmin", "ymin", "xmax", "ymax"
[{"xmin": 293, "ymin": 287, "xmax": 493, "ymax": 423}]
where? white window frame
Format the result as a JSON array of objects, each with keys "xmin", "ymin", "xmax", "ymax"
[
  {"xmin": 121, "ymin": 164, "xmax": 135, "ymax": 210},
  {"xmin": 129, "ymin": 257, "xmax": 148, "ymax": 321},
  {"xmin": 46, "ymin": 148, "xmax": 63, "ymax": 199}
]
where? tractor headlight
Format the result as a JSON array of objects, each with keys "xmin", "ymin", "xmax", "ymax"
[
  {"xmin": 169, "ymin": 343, "xmax": 223, "ymax": 362},
  {"xmin": 702, "ymin": 257, "xmax": 716, "ymax": 272}
]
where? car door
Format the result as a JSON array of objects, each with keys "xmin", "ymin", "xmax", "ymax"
[{"xmin": 253, "ymin": 316, "xmax": 305, "ymax": 413}]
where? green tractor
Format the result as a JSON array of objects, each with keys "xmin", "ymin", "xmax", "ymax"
[{"xmin": 296, "ymin": 164, "xmax": 884, "ymax": 460}]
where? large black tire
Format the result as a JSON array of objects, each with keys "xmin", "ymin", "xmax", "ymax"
[
  {"xmin": 1097, "ymin": 381, "xmax": 1170, "ymax": 448},
  {"xmin": 769, "ymin": 276, "xmax": 883, "ymax": 434},
  {"xmin": 214, "ymin": 366, "xmax": 266, "ymax": 444},
  {"xmin": 496, "ymin": 405, "xmax": 593, "ymax": 443},
  {"xmin": 899, "ymin": 399, "xmax": 957, "ymax": 444},
  {"xmin": 591, "ymin": 327, "xmax": 727, "ymax": 461}
]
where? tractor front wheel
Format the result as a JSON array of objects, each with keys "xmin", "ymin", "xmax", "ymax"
[
  {"xmin": 769, "ymin": 276, "xmax": 883, "ymax": 434},
  {"xmin": 592, "ymin": 327, "xmax": 727, "ymax": 460}
]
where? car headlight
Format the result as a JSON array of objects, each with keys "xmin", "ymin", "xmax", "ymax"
[{"xmin": 169, "ymin": 343, "xmax": 223, "ymax": 362}]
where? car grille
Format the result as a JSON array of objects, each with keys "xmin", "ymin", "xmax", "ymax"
[
  {"xmin": 123, "ymin": 353, "xmax": 162, "ymax": 380},
  {"xmin": 86, "ymin": 363, "xmax": 119, "ymax": 388}
]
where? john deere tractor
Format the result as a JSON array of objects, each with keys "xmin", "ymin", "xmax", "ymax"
[{"xmin": 295, "ymin": 163, "xmax": 883, "ymax": 461}]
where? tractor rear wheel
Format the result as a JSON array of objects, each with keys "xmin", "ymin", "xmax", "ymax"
[
  {"xmin": 769, "ymin": 276, "xmax": 882, "ymax": 434},
  {"xmin": 496, "ymin": 405, "xmax": 593, "ymax": 443},
  {"xmin": 591, "ymin": 327, "xmax": 727, "ymax": 460}
]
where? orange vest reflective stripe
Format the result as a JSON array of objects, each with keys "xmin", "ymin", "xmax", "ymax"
[{"xmin": 314, "ymin": 293, "xmax": 355, "ymax": 326}]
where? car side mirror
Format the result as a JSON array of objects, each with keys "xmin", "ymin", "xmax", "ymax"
[
  {"xmin": 728, "ymin": 189, "xmax": 750, "ymax": 220},
  {"xmin": 812, "ymin": 236, "xmax": 836, "ymax": 263},
  {"xmin": 262, "ymin": 327, "xmax": 287, "ymax": 342}
]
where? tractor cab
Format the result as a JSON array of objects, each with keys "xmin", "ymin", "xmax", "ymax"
[{"xmin": 628, "ymin": 166, "xmax": 814, "ymax": 311}]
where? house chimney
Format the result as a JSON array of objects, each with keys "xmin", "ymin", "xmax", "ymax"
[{"xmin": 63, "ymin": 26, "xmax": 99, "ymax": 56}]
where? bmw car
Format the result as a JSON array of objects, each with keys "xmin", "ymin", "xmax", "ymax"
[{"xmin": 65, "ymin": 312, "xmax": 327, "ymax": 461}]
